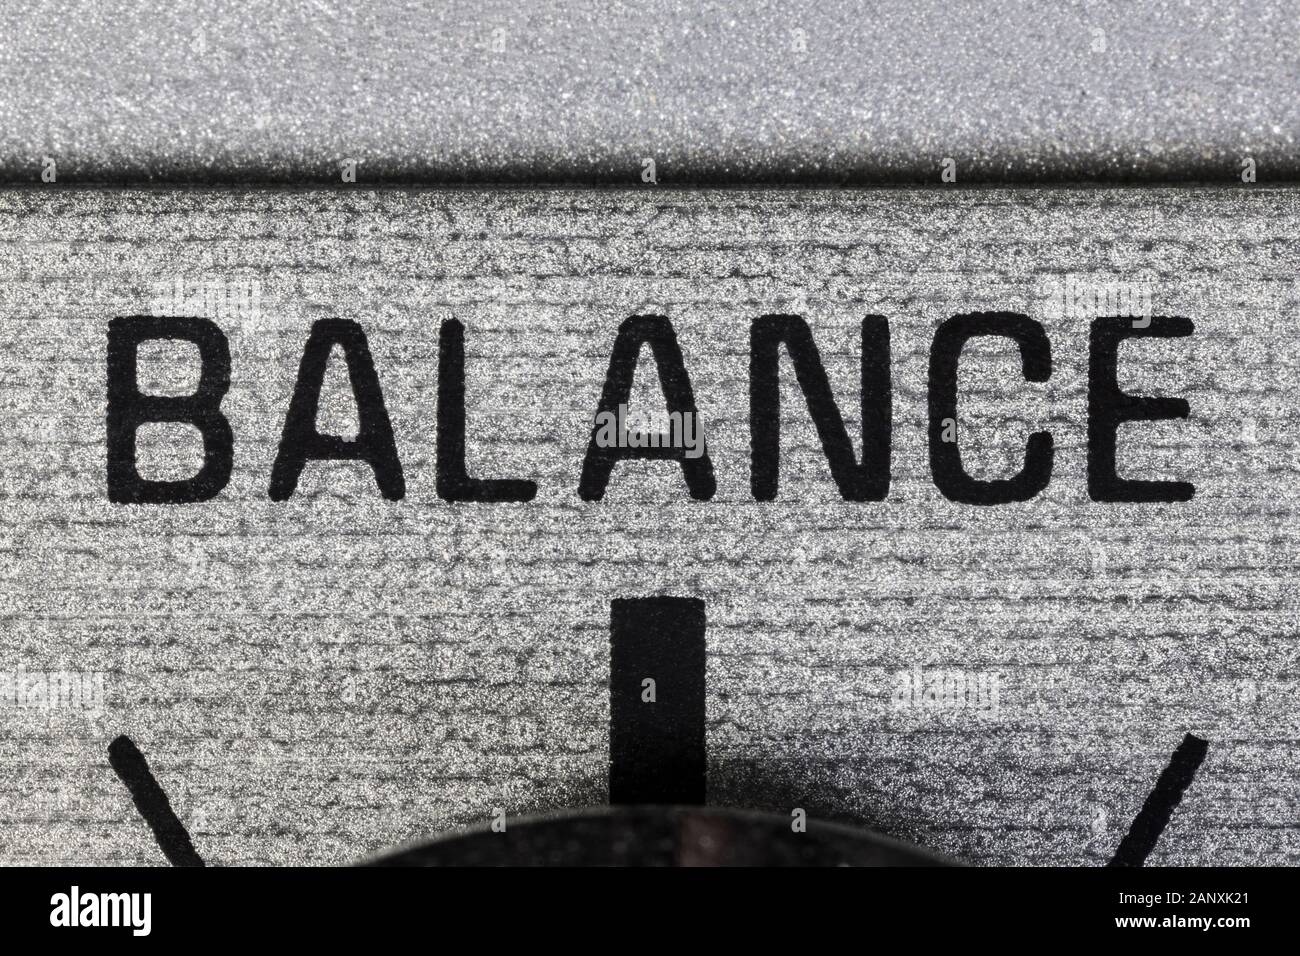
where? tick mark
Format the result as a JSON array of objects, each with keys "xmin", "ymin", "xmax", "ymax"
[
  {"xmin": 108, "ymin": 734, "xmax": 205, "ymax": 867},
  {"xmin": 1109, "ymin": 732, "xmax": 1208, "ymax": 867},
  {"xmin": 609, "ymin": 597, "xmax": 707, "ymax": 805}
]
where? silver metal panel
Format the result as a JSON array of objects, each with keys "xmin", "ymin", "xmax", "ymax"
[
  {"xmin": 1, "ymin": 1, "xmax": 1296, "ymax": 182},
  {"xmin": 1, "ymin": 186, "xmax": 1296, "ymax": 865}
]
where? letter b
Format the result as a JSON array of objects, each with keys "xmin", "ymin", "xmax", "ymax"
[{"xmin": 106, "ymin": 316, "xmax": 233, "ymax": 503}]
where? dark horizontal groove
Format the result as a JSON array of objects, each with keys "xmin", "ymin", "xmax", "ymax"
[
  {"xmin": 2, "ymin": 160, "xmax": 1298, "ymax": 189},
  {"xmin": 0, "ymin": 177, "xmax": 1296, "ymax": 192}
]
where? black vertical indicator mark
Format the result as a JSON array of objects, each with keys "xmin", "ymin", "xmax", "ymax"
[
  {"xmin": 609, "ymin": 597, "xmax": 706, "ymax": 805},
  {"xmin": 1109, "ymin": 733, "xmax": 1209, "ymax": 867},
  {"xmin": 108, "ymin": 735, "xmax": 205, "ymax": 867}
]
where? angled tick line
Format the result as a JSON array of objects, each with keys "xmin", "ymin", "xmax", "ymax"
[
  {"xmin": 1108, "ymin": 732, "xmax": 1209, "ymax": 867},
  {"xmin": 108, "ymin": 734, "xmax": 205, "ymax": 867}
]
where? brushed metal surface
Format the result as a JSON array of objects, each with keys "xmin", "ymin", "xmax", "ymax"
[
  {"xmin": 1, "ymin": 1, "xmax": 1297, "ymax": 183},
  {"xmin": 0, "ymin": 185, "xmax": 1297, "ymax": 865}
]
